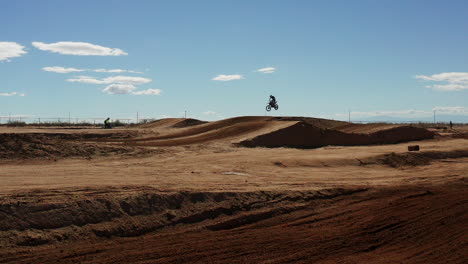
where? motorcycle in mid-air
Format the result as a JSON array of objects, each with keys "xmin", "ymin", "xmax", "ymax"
[{"xmin": 266, "ymin": 100, "xmax": 279, "ymax": 111}]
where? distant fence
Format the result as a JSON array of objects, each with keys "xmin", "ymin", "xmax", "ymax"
[{"xmin": 0, "ymin": 116, "xmax": 158, "ymax": 125}]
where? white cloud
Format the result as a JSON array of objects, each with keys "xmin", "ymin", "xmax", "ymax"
[
  {"xmin": 415, "ymin": 72, "xmax": 468, "ymax": 83},
  {"xmin": 433, "ymin": 106, "xmax": 468, "ymax": 114},
  {"xmin": 335, "ymin": 107, "xmax": 468, "ymax": 119},
  {"xmin": 67, "ymin": 75, "xmax": 155, "ymax": 96},
  {"xmin": 336, "ymin": 109, "xmax": 430, "ymax": 118},
  {"xmin": 212, "ymin": 74, "xmax": 244, "ymax": 81},
  {"xmin": 0, "ymin": 114, "xmax": 33, "ymax": 118},
  {"xmin": 67, "ymin": 75, "xmax": 152, "ymax": 85},
  {"xmin": 67, "ymin": 75, "xmax": 105, "ymax": 84},
  {"xmin": 32, "ymin": 41, "xmax": 128, "ymax": 56},
  {"xmin": 43, "ymin": 66, "xmax": 143, "ymax": 74},
  {"xmin": 132, "ymin": 89, "xmax": 162, "ymax": 95},
  {"xmin": 42, "ymin": 66, "xmax": 85, "ymax": 73},
  {"xmin": 0, "ymin": 92, "xmax": 17, "ymax": 96},
  {"xmin": 0, "ymin": 42, "xmax": 27, "ymax": 61},
  {"xmin": 102, "ymin": 84, "xmax": 137, "ymax": 94},
  {"xmin": 256, "ymin": 67, "xmax": 276, "ymax": 74},
  {"xmin": 103, "ymin": 76, "xmax": 151, "ymax": 85},
  {"xmin": 93, "ymin": 69, "xmax": 143, "ymax": 73},
  {"xmin": 425, "ymin": 84, "xmax": 468, "ymax": 91},
  {"xmin": 203, "ymin": 111, "xmax": 216, "ymax": 115},
  {"xmin": 416, "ymin": 72, "xmax": 468, "ymax": 91},
  {"xmin": 0, "ymin": 92, "xmax": 25, "ymax": 97}
]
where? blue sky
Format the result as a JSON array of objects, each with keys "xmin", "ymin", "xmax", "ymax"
[{"xmin": 1, "ymin": 0, "xmax": 467, "ymax": 122}]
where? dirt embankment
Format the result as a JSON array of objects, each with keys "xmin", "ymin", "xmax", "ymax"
[
  {"xmin": 366, "ymin": 149, "xmax": 468, "ymax": 167},
  {"xmin": 239, "ymin": 121, "xmax": 435, "ymax": 148},
  {"xmin": 0, "ymin": 133, "xmax": 148, "ymax": 160},
  {"xmin": 0, "ymin": 183, "xmax": 466, "ymax": 263},
  {"xmin": 0, "ymin": 188, "xmax": 364, "ymax": 247}
]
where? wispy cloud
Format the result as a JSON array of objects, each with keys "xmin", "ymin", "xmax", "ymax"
[
  {"xmin": 212, "ymin": 74, "xmax": 244, "ymax": 81},
  {"xmin": 93, "ymin": 69, "xmax": 142, "ymax": 73},
  {"xmin": 336, "ymin": 109, "xmax": 430, "ymax": 118},
  {"xmin": 0, "ymin": 114, "xmax": 33, "ymax": 118},
  {"xmin": 67, "ymin": 75, "xmax": 159, "ymax": 95},
  {"xmin": 335, "ymin": 106, "xmax": 468, "ymax": 119},
  {"xmin": 67, "ymin": 75, "xmax": 152, "ymax": 85},
  {"xmin": 203, "ymin": 111, "xmax": 216, "ymax": 115},
  {"xmin": 42, "ymin": 66, "xmax": 86, "ymax": 73},
  {"xmin": 425, "ymin": 84, "xmax": 468, "ymax": 91},
  {"xmin": 43, "ymin": 66, "xmax": 142, "ymax": 74},
  {"xmin": 0, "ymin": 92, "xmax": 25, "ymax": 97},
  {"xmin": 433, "ymin": 106, "xmax": 468, "ymax": 114},
  {"xmin": 415, "ymin": 72, "xmax": 468, "ymax": 91},
  {"xmin": 0, "ymin": 42, "xmax": 27, "ymax": 62},
  {"xmin": 32, "ymin": 41, "xmax": 128, "ymax": 56},
  {"xmin": 256, "ymin": 67, "xmax": 276, "ymax": 74},
  {"xmin": 102, "ymin": 84, "xmax": 137, "ymax": 95},
  {"xmin": 132, "ymin": 89, "xmax": 161, "ymax": 95}
]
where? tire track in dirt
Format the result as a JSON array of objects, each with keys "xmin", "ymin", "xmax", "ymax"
[{"xmin": 0, "ymin": 183, "xmax": 466, "ymax": 264}]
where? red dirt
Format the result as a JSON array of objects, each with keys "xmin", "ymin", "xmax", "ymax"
[
  {"xmin": 0, "ymin": 116, "xmax": 466, "ymax": 264},
  {"xmin": 0, "ymin": 183, "xmax": 465, "ymax": 264}
]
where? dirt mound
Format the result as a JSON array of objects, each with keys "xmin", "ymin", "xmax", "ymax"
[
  {"xmin": 128, "ymin": 121, "xmax": 292, "ymax": 147},
  {"xmin": 239, "ymin": 121, "xmax": 435, "ymax": 148},
  {"xmin": 335, "ymin": 123, "xmax": 400, "ymax": 133},
  {"xmin": 373, "ymin": 149, "xmax": 468, "ymax": 168},
  {"xmin": 452, "ymin": 132, "xmax": 468, "ymax": 139},
  {"xmin": 271, "ymin": 116, "xmax": 347, "ymax": 129},
  {"xmin": 134, "ymin": 116, "xmax": 274, "ymax": 141},
  {"xmin": 136, "ymin": 118, "xmax": 187, "ymax": 129},
  {"xmin": 0, "ymin": 133, "xmax": 145, "ymax": 159},
  {"xmin": 128, "ymin": 117, "xmax": 434, "ymax": 148},
  {"xmin": 172, "ymin": 118, "xmax": 208, "ymax": 128}
]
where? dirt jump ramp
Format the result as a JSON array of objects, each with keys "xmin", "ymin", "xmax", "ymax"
[
  {"xmin": 238, "ymin": 121, "xmax": 435, "ymax": 148},
  {"xmin": 126, "ymin": 116, "xmax": 434, "ymax": 148}
]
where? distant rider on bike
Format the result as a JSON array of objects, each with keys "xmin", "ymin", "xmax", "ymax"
[
  {"xmin": 266, "ymin": 95, "xmax": 279, "ymax": 111},
  {"xmin": 104, "ymin": 117, "xmax": 111, "ymax": 129},
  {"xmin": 269, "ymin": 95, "xmax": 277, "ymax": 106}
]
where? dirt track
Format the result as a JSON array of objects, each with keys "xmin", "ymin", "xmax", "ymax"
[{"xmin": 0, "ymin": 117, "xmax": 467, "ymax": 263}]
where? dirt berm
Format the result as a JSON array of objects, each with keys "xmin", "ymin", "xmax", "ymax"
[{"xmin": 239, "ymin": 121, "xmax": 435, "ymax": 148}]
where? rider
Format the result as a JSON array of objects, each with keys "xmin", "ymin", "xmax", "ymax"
[
  {"xmin": 104, "ymin": 117, "xmax": 111, "ymax": 128},
  {"xmin": 269, "ymin": 95, "xmax": 277, "ymax": 106}
]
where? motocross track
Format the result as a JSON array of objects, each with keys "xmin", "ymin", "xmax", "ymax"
[{"xmin": 0, "ymin": 116, "xmax": 467, "ymax": 264}]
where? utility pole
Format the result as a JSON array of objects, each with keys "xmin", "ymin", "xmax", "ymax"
[
  {"xmin": 184, "ymin": 110, "xmax": 187, "ymax": 119},
  {"xmin": 433, "ymin": 110, "xmax": 436, "ymax": 124},
  {"xmin": 137, "ymin": 112, "xmax": 139, "ymax": 123},
  {"xmin": 348, "ymin": 109, "xmax": 351, "ymax": 122}
]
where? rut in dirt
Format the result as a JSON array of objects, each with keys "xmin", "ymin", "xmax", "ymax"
[{"xmin": 0, "ymin": 183, "xmax": 466, "ymax": 264}]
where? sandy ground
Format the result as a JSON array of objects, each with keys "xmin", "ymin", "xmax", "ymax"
[{"xmin": 0, "ymin": 117, "xmax": 467, "ymax": 263}]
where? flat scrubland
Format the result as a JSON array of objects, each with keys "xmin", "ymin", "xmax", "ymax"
[{"xmin": 0, "ymin": 116, "xmax": 467, "ymax": 263}]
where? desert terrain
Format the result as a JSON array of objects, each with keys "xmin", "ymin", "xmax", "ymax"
[{"xmin": 0, "ymin": 116, "xmax": 467, "ymax": 263}]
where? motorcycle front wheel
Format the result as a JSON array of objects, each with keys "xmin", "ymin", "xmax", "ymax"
[{"xmin": 266, "ymin": 105, "xmax": 272, "ymax": 111}]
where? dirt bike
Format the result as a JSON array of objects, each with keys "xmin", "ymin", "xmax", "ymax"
[{"xmin": 266, "ymin": 100, "xmax": 279, "ymax": 111}]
